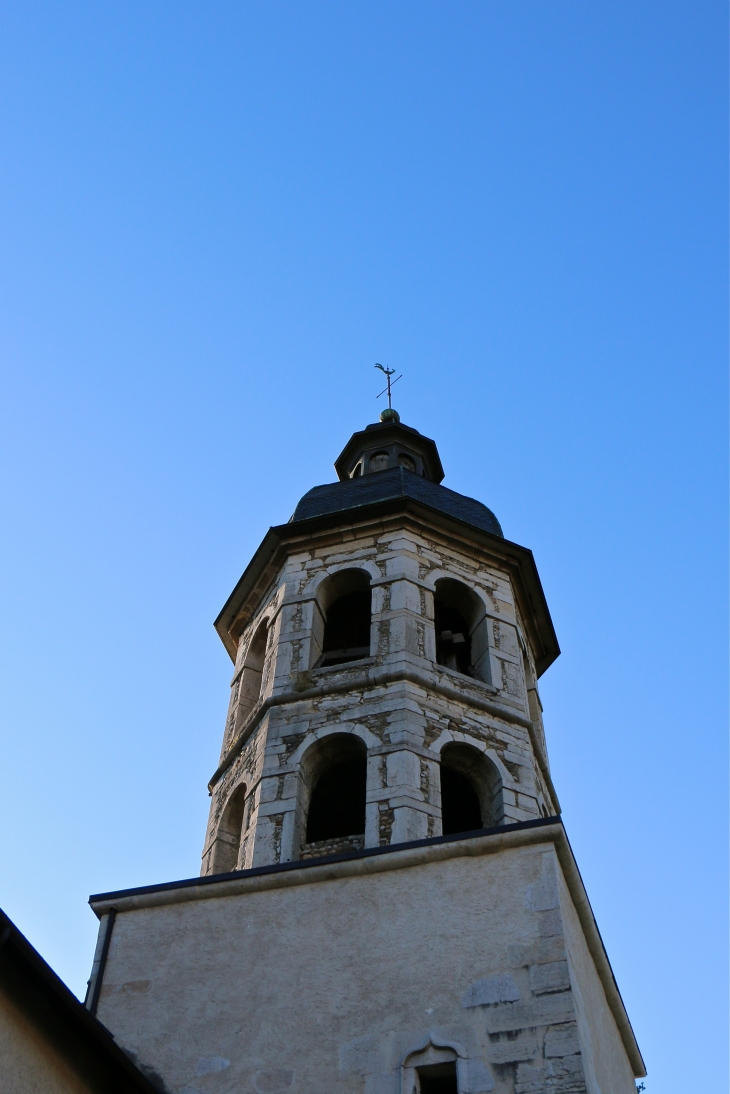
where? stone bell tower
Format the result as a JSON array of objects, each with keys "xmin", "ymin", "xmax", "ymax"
[
  {"xmin": 86, "ymin": 413, "xmax": 645, "ymax": 1094},
  {"xmin": 199, "ymin": 413, "xmax": 559, "ymax": 878}
]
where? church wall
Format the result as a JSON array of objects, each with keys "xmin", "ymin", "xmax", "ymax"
[{"xmin": 92, "ymin": 835, "xmax": 639, "ymax": 1094}]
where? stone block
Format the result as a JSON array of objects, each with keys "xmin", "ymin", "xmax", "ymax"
[
  {"xmin": 544, "ymin": 1024, "xmax": 581, "ymax": 1058},
  {"xmin": 484, "ymin": 993, "xmax": 575, "ymax": 1034},
  {"xmin": 529, "ymin": 961, "xmax": 571, "ymax": 996},
  {"xmin": 537, "ymin": 909, "xmax": 563, "ymax": 939},
  {"xmin": 459, "ymin": 1056, "xmax": 495, "ymax": 1092},
  {"xmin": 486, "ymin": 1031, "xmax": 537, "ymax": 1064},
  {"xmin": 461, "ymin": 975, "xmax": 520, "ymax": 1008},
  {"xmin": 509, "ymin": 936, "xmax": 566, "ymax": 968}
]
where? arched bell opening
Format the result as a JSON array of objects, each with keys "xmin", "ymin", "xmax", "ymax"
[
  {"xmin": 439, "ymin": 743, "xmax": 503, "ymax": 835},
  {"xmin": 237, "ymin": 620, "xmax": 269, "ymax": 726},
  {"xmin": 297, "ymin": 735, "xmax": 367, "ymax": 858},
  {"xmin": 312, "ymin": 569, "xmax": 372, "ymax": 668},
  {"xmin": 433, "ymin": 578, "xmax": 491, "ymax": 684},
  {"xmin": 210, "ymin": 783, "xmax": 247, "ymax": 873}
]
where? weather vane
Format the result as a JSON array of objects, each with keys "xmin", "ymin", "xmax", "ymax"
[{"xmin": 374, "ymin": 363, "xmax": 402, "ymax": 415}]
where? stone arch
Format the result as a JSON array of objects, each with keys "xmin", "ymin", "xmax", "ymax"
[
  {"xmin": 430, "ymin": 576, "xmax": 492, "ymax": 685},
  {"xmin": 236, "ymin": 618, "xmax": 270, "ymax": 726},
  {"xmin": 309, "ymin": 567, "xmax": 374, "ymax": 668},
  {"xmin": 438, "ymin": 742, "xmax": 504, "ymax": 834},
  {"xmin": 210, "ymin": 781, "xmax": 247, "ymax": 873},
  {"xmin": 294, "ymin": 732, "xmax": 368, "ymax": 858},
  {"xmin": 305, "ymin": 559, "xmax": 382, "ymax": 598},
  {"xmin": 430, "ymin": 730, "xmax": 511, "ymax": 788}
]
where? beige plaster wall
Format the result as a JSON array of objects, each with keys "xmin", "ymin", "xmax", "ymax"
[
  {"xmin": 90, "ymin": 842, "xmax": 637, "ymax": 1094},
  {"xmin": 0, "ymin": 991, "xmax": 93, "ymax": 1094}
]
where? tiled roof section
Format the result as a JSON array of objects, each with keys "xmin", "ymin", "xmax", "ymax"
[{"xmin": 291, "ymin": 467, "xmax": 503, "ymax": 538}]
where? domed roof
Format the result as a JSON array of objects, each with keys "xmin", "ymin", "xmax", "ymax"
[{"xmin": 291, "ymin": 465, "xmax": 503, "ymax": 538}]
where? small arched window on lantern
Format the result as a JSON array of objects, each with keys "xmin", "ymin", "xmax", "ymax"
[
  {"xmin": 433, "ymin": 578, "xmax": 491, "ymax": 685},
  {"xmin": 368, "ymin": 451, "xmax": 390, "ymax": 473}
]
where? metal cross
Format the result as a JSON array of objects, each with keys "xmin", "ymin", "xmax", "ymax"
[{"xmin": 375, "ymin": 363, "xmax": 402, "ymax": 409}]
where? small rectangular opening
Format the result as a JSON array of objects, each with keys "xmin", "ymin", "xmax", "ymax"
[{"xmin": 417, "ymin": 1062, "xmax": 458, "ymax": 1094}]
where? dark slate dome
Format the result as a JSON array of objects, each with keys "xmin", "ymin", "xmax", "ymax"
[{"xmin": 291, "ymin": 466, "xmax": 503, "ymax": 538}]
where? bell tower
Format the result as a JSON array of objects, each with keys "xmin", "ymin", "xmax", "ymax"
[
  {"xmin": 87, "ymin": 414, "xmax": 645, "ymax": 1094},
  {"xmin": 200, "ymin": 416, "xmax": 558, "ymax": 876}
]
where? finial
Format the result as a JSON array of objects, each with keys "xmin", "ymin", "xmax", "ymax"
[{"xmin": 374, "ymin": 363, "xmax": 402, "ymax": 421}]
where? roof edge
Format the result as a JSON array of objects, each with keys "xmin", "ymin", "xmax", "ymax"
[{"xmin": 0, "ymin": 908, "xmax": 162, "ymax": 1093}]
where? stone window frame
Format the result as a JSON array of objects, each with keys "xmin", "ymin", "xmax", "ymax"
[
  {"xmin": 438, "ymin": 741, "xmax": 505, "ymax": 832},
  {"xmin": 428, "ymin": 573, "xmax": 494, "ymax": 686},
  {"xmin": 400, "ymin": 1036, "xmax": 468, "ymax": 1094},
  {"xmin": 210, "ymin": 780, "xmax": 248, "ymax": 874},
  {"xmin": 285, "ymin": 725, "xmax": 381, "ymax": 859},
  {"xmin": 430, "ymin": 730, "xmax": 514, "ymax": 831},
  {"xmin": 305, "ymin": 562, "xmax": 381, "ymax": 671},
  {"xmin": 236, "ymin": 618, "xmax": 270, "ymax": 723}
]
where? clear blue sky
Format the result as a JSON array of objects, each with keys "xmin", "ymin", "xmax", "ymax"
[{"xmin": 0, "ymin": 3, "xmax": 726, "ymax": 1090}]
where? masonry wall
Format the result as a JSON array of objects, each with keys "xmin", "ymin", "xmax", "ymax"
[
  {"xmin": 202, "ymin": 517, "xmax": 555, "ymax": 875},
  {"xmin": 93, "ymin": 838, "xmax": 637, "ymax": 1094}
]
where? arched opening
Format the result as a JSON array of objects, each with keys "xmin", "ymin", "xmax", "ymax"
[
  {"xmin": 313, "ymin": 569, "xmax": 372, "ymax": 668},
  {"xmin": 210, "ymin": 783, "xmax": 247, "ymax": 873},
  {"xmin": 238, "ymin": 620, "xmax": 268, "ymax": 724},
  {"xmin": 433, "ymin": 578, "xmax": 490, "ymax": 684},
  {"xmin": 368, "ymin": 451, "xmax": 390, "ymax": 473},
  {"xmin": 440, "ymin": 766, "xmax": 482, "ymax": 835},
  {"xmin": 299, "ymin": 735, "xmax": 367, "ymax": 856},
  {"xmin": 440, "ymin": 743, "xmax": 503, "ymax": 835}
]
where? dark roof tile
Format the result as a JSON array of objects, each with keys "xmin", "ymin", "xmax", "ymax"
[{"xmin": 291, "ymin": 467, "xmax": 503, "ymax": 537}]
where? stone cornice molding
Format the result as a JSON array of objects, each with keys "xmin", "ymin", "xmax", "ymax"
[{"xmin": 206, "ymin": 662, "xmax": 561, "ymax": 813}]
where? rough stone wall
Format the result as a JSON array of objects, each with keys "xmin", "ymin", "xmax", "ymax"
[
  {"xmin": 93, "ymin": 843, "xmax": 636, "ymax": 1094},
  {"xmin": 201, "ymin": 519, "xmax": 558, "ymax": 875}
]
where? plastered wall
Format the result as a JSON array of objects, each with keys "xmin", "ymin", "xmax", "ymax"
[{"xmin": 93, "ymin": 841, "xmax": 636, "ymax": 1094}]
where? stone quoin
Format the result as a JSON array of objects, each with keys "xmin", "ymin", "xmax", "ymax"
[{"xmin": 85, "ymin": 415, "xmax": 646, "ymax": 1094}]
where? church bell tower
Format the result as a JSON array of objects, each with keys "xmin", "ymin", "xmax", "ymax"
[{"xmin": 87, "ymin": 413, "xmax": 645, "ymax": 1094}]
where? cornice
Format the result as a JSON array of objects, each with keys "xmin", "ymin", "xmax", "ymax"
[{"xmin": 205, "ymin": 661, "xmax": 561, "ymax": 814}]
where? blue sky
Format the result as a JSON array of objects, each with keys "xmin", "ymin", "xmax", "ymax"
[{"xmin": 0, "ymin": 3, "xmax": 726, "ymax": 1090}]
